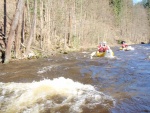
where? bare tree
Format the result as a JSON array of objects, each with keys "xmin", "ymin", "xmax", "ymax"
[
  {"xmin": 25, "ymin": 0, "xmax": 37, "ymax": 56},
  {"xmin": 4, "ymin": 0, "xmax": 25, "ymax": 63},
  {"xmin": 4, "ymin": 0, "xmax": 7, "ymax": 43},
  {"xmin": 15, "ymin": 7, "xmax": 24, "ymax": 59},
  {"xmin": 40, "ymin": 0, "xmax": 43, "ymax": 49}
]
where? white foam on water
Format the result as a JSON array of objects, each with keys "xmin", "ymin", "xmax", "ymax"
[
  {"xmin": 137, "ymin": 45, "xmax": 150, "ymax": 50},
  {"xmin": 0, "ymin": 72, "xmax": 7, "ymax": 76},
  {"xmin": 63, "ymin": 56, "xmax": 69, "ymax": 59},
  {"xmin": 0, "ymin": 77, "xmax": 115, "ymax": 113},
  {"xmin": 37, "ymin": 66, "xmax": 53, "ymax": 74},
  {"xmin": 104, "ymin": 49, "xmax": 116, "ymax": 59},
  {"xmin": 82, "ymin": 52, "xmax": 89, "ymax": 54}
]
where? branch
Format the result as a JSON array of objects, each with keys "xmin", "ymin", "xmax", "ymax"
[{"xmin": 21, "ymin": 43, "xmax": 26, "ymax": 48}]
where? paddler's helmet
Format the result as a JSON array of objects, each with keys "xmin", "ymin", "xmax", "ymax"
[{"xmin": 102, "ymin": 41, "xmax": 107, "ymax": 46}]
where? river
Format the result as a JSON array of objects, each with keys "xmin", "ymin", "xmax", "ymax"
[{"xmin": 0, "ymin": 44, "xmax": 150, "ymax": 113}]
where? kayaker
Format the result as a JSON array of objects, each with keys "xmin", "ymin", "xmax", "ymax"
[
  {"xmin": 102, "ymin": 41, "xmax": 109, "ymax": 52},
  {"xmin": 98, "ymin": 42, "xmax": 104, "ymax": 52},
  {"xmin": 98, "ymin": 41, "xmax": 109, "ymax": 52},
  {"xmin": 121, "ymin": 41, "xmax": 128, "ymax": 48}
]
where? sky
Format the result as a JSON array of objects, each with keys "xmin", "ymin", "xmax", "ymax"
[{"xmin": 133, "ymin": 0, "xmax": 142, "ymax": 4}]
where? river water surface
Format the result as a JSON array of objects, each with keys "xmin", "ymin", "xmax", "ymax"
[{"xmin": 0, "ymin": 44, "xmax": 150, "ymax": 113}]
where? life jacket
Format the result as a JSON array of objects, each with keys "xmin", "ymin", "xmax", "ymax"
[
  {"xmin": 103, "ymin": 45, "xmax": 109, "ymax": 52},
  {"xmin": 98, "ymin": 45, "xmax": 104, "ymax": 52},
  {"xmin": 98, "ymin": 45, "xmax": 109, "ymax": 52},
  {"xmin": 122, "ymin": 43, "xmax": 128, "ymax": 48}
]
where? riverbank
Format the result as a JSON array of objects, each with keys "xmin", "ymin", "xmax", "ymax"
[{"xmin": 1, "ymin": 40, "xmax": 147, "ymax": 64}]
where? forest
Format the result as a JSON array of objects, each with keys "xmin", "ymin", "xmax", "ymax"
[{"xmin": 0, "ymin": 0, "xmax": 150, "ymax": 63}]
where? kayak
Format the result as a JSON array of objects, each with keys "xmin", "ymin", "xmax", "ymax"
[
  {"xmin": 96, "ymin": 51, "xmax": 105, "ymax": 57},
  {"xmin": 90, "ymin": 49, "xmax": 114, "ymax": 59},
  {"xmin": 120, "ymin": 46, "xmax": 134, "ymax": 51}
]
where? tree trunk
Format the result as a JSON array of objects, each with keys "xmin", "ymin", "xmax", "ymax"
[
  {"xmin": 47, "ymin": 0, "xmax": 51, "ymax": 49},
  {"xmin": 67, "ymin": 9, "xmax": 71, "ymax": 45},
  {"xmin": 79, "ymin": 0, "xmax": 83, "ymax": 45},
  {"xmin": 21, "ymin": 9, "xmax": 25, "ymax": 44},
  {"xmin": 40, "ymin": 0, "xmax": 43, "ymax": 49},
  {"xmin": 25, "ymin": 0, "xmax": 37, "ymax": 56},
  {"xmin": 26, "ymin": 0, "xmax": 31, "ymax": 28},
  {"xmin": 33, "ymin": 0, "xmax": 37, "ymax": 43},
  {"xmin": 4, "ymin": 0, "xmax": 25, "ymax": 63},
  {"xmin": 4, "ymin": 0, "xmax": 7, "ymax": 44},
  {"xmin": 15, "ymin": 9, "xmax": 24, "ymax": 58}
]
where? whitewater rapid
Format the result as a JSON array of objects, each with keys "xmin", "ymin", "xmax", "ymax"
[{"xmin": 0, "ymin": 77, "xmax": 115, "ymax": 113}]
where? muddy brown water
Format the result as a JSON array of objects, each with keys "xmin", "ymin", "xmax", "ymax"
[{"xmin": 0, "ymin": 44, "xmax": 150, "ymax": 113}]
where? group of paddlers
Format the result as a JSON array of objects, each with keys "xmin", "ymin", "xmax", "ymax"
[
  {"xmin": 97, "ymin": 41, "xmax": 129, "ymax": 53},
  {"xmin": 98, "ymin": 41, "xmax": 128, "ymax": 52},
  {"xmin": 90, "ymin": 41, "xmax": 130, "ymax": 59}
]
